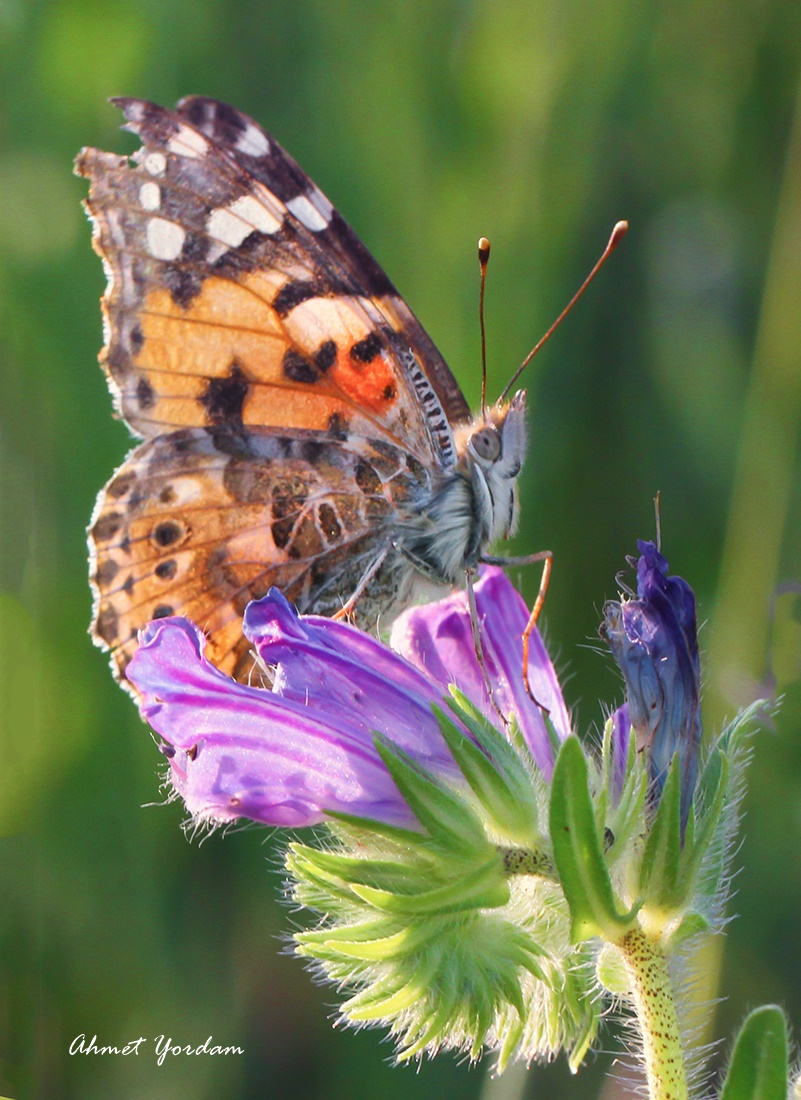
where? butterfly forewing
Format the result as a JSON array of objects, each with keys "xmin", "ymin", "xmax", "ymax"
[{"xmin": 76, "ymin": 98, "xmax": 465, "ymax": 458}]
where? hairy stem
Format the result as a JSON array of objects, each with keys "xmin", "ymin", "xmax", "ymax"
[
  {"xmin": 498, "ymin": 845, "xmax": 555, "ymax": 879},
  {"xmin": 618, "ymin": 927, "xmax": 687, "ymax": 1100}
]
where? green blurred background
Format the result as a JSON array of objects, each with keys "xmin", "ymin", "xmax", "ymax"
[{"xmin": 2, "ymin": 0, "xmax": 801, "ymax": 1096}]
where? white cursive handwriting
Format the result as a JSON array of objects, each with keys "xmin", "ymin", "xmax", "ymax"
[
  {"xmin": 68, "ymin": 1034, "xmax": 244, "ymax": 1063},
  {"xmin": 154, "ymin": 1035, "xmax": 245, "ymax": 1066},
  {"xmin": 69, "ymin": 1034, "xmax": 146, "ymax": 1056}
]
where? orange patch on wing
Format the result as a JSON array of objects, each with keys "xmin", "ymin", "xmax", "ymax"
[
  {"xmin": 330, "ymin": 348, "xmax": 397, "ymax": 412},
  {"xmin": 138, "ymin": 275, "xmax": 285, "ymax": 380},
  {"xmin": 241, "ymin": 386, "xmax": 352, "ymax": 431}
]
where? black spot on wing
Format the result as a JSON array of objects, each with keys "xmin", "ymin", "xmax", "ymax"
[
  {"xmin": 282, "ymin": 349, "xmax": 318, "ymax": 384},
  {"xmin": 318, "ymin": 503, "xmax": 342, "ymax": 543},
  {"xmin": 326, "ymin": 413, "xmax": 348, "ymax": 440},
  {"xmin": 201, "ymin": 362, "xmax": 249, "ymax": 425},
  {"xmin": 273, "ymin": 280, "xmax": 318, "ymax": 316},
  {"xmin": 95, "ymin": 604, "xmax": 119, "ymax": 645},
  {"xmin": 106, "ymin": 471, "xmax": 136, "ymax": 499},
  {"xmin": 136, "ymin": 376, "xmax": 155, "ymax": 410},
  {"xmin": 92, "ymin": 512, "xmax": 123, "ymax": 543},
  {"xmin": 181, "ymin": 234, "xmax": 207, "ymax": 265},
  {"xmin": 351, "ymin": 331, "xmax": 383, "ymax": 363},
  {"xmin": 162, "ymin": 265, "xmax": 202, "ymax": 308},
  {"xmin": 272, "ymin": 275, "xmax": 359, "ymax": 317},
  {"xmin": 152, "ymin": 520, "xmax": 184, "ymax": 548},
  {"xmin": 130, "ymin": 324, "xmax": 144, "ymax": 353},
  {"xmin": 315, "ymin": 340, "xmax": 337, "ymax": 372},
  {"xmin": 95, "ymin": 559, "xmax": 119, "ymax": 587}
]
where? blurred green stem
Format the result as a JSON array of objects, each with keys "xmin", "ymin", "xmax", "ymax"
[
  {"xmin": 701, "ymin": 63, "xmax": 801, "ymax": 1043},
  {"xmin": 708, "ymin": 71, "xmax": 801, "ymax": 721}
]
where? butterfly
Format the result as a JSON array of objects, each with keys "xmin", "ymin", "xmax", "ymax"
[{"xmin": 77, "ymin": 96, "xmax": 532, "ymax": 687}]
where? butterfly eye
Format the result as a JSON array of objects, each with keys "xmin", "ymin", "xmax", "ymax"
[{"xmin": 469, "ymin": 427, "xmax": 501, "ymax": 462}]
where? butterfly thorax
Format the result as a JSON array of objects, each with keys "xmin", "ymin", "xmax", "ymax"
[{"xmin": 398, "ymin": 390, "xmax": 527, "ymax": 585}]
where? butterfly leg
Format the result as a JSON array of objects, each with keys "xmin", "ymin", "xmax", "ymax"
[
  {"xmin": 481, "ymin": 550, "xmax": 553, "ymax": 705},
  {"xmin": 332, "ymin": 545, "xmax": 391, "ymax": 622},
  {"xmin": 465, "ymin": 567, "xmax": 509, "ymax": 726}
]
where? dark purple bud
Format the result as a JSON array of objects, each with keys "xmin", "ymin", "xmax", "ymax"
[{"xmin": 601, "ymin": 541, "xmax": 701, "ymax": 826}]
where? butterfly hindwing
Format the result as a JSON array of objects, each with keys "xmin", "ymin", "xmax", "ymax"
[{"xmin": 89, "ymin": 426, "xmax": 431, "ymax": 683}]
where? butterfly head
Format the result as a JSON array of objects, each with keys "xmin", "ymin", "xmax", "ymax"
[{"xmin": 458, "ymin": 389, "xmax": 527, "ymax": 543}]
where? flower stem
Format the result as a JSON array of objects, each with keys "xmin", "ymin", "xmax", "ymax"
[
  {"xmin": 499, "ymin": 845, "xmax": 555, "ymax": 879},
  {"xmin": 618, "ymin": 927, "xmax": 687, "ymax": 1100}
]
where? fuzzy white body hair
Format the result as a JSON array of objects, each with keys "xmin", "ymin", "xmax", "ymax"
[{"xmin": 398, "ymin": 390, "xmax": 528, "ymax": 585}]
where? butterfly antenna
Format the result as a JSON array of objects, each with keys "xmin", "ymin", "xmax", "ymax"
[
  {"xmin": 499, "ymin": 220, "xmax": 629, "ymax": 401},
  {"xmin": 478, "ymin": 236, "xmax": 491, "ymax": 418}
]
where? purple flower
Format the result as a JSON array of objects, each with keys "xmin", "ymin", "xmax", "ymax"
[
  {"xmin": 601, "ymin": 541, "xmax": 701, "ymax": 822},
  {"xmin": 126, "ymin": 567, "xmax": 570, "ymax": 829},
  {"xmin": 391, "ymin": 568, "xmax": 571, "ymax": 776}
]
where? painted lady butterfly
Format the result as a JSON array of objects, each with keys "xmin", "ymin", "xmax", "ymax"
[{"xmin": 77, "ymin": 97, "xmax": 531, "ymax": 687}]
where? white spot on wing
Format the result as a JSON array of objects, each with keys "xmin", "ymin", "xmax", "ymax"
[
  {"xmin": 308, "ymin": 186, "xmax": 334, "ymax": 224},
  {"xmin": 139, "ymin": 181, "xmax": 160, "ymax": 211},
  {"xmin": 146, "ymin": 218, "xmax": 186, "ymax": 261},
  {"xmin": 166, "ymin": 477, "xmax": 203, "ymax": 505},
  {"xmin": 143, "ymin": 151, "xmax": 167, "ymax": 176},
  {"xmin": 167, "ymin": 125, "xmax": 209, "ymax": 159},
  {"xmin": 287, "ymin": 192, "xmax": 329, "ymax": 231},
  {"xmin": 206, "ymin": 192, "xmax": 282, "ymax": 251},
  {"xmin": 236, "ymin": 122, "xmax": 270, "ymax": 157}
]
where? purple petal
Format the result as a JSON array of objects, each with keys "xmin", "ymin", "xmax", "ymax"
[
  {"xmin": 127, "ymin": 617, "xmax": 427, "ymax": 829},
  {"xmin": 610, "ymin": 703, "xmax": 631, "ymax": 802},
  {"xmin": 243, "ymin": 591, "xmax": 455, "ymax": 759},
  {"xmin": 390, "ymin": 567, "xmax": 571, "ymax": 774}
]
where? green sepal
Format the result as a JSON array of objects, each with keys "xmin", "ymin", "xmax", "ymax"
[
  {"xmin": 665, "ymin": 911, "xmax": 711, "ymax": 949},
  {"xmin": 717, "ymin": 698, "xmax": 771, "ymax": 756},
  {"xmin": 446, "ymin": 690, "xmax": 540, "ymax": 828},
  {"xmin": 595, "ymin": 942, "xmax": 629, "ymax": 995},
  {"xmin": 695, "ymin": 744, "xmax": 724, "ymax": 819},
  {"xmin": 434, "ymin": 705, "xmax": 533, "ymax": 839},
  {"xmin": 373, "ymin": 735, "xmax": 490, "ymax": 857},
  {"xmin": 297, "ymin": 923, "xmax": 421, "ymax": 962},
  {"xmin": 549, "ymin": 736, "xmax": 639, "ymax": 942},
  {"xmin": 720, "ymin": 1005, "xmax": 789, "ymax": 1100},
  {"xmin": 345, "ymin": 976, "xmax": 428, "ymax": 1021},
  {"xmin": 350, "ymin": 858, "xmax": 509, "ymax": 915},
  {"xmin": 495, "ymin": 1015, "xmax": 524, "ymax": 1074},
  {"xmin": 285, "ymin": 846, "xmax": 360, "ymax": 904},
  {"xmin": 399, "ymin": 1001, "xmax": 456, "ymax": 1060},
  {"xmin": 639, "ymin": 754, "xmax": 683, "ymax": 907},
  {"xmin": 289, "ymin": 844, "xmax": 433, "ymax": 893},
  {"xmin": 681, "ymin": 750, "xmax": 729, "ymax": 897},
  {"xmin": 324, "ymin": 810, "xmax": 426, "ymax": 848},
  {"xmin": 567, "ymin": 1012, "xmax": 600, "ymax": 1074}
]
